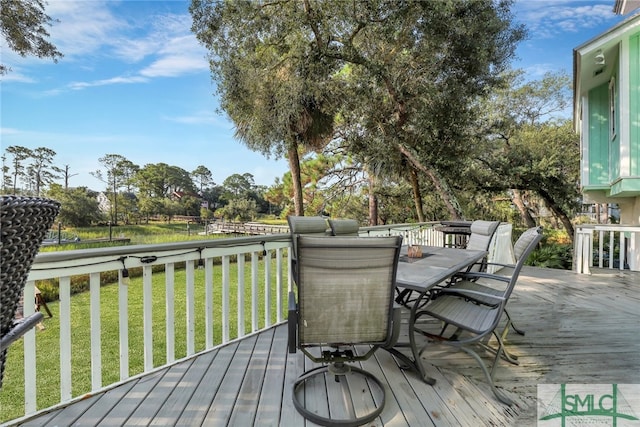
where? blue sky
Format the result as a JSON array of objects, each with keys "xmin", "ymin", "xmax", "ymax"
[{"xmin": 0, "ymin": 0, "xmax": 631, "ymax": 191}]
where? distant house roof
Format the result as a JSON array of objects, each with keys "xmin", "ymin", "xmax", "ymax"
[{"xmin": 614, "ymin": 0, "xmax": 640, "ymax": 15}]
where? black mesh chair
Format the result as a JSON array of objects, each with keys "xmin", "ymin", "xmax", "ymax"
[{"xmin": 1, "ymin": 196, "xmax": 60, "ymax": 387}]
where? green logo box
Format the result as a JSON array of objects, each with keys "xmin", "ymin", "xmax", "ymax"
[{"xmin": 538, "ymin": 384, "xmax": 640, "ymax": 426}]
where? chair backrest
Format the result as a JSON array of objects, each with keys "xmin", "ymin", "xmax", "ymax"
[
  {"xmin": 1, "ymin": 196, "xmax": 60, "ymax": 386},
  {"xmin": 513, "ymin": 226, "xmax": 543, "ymax": 262},
  {"xmin": 465, "ymin": 220, "xmax": 500, "ymax": 273},
  {"xmin": 328, "ymin": 218, "xmax": 360, "ymax": 236},
  {"xmin": 295, "ymin": 235, "xmax": 402, "ymax": 346},
  {"xmin": 466, "ymin": 220, "xmax": 500, "ymax": 251},
  {"xmin": 287, "ymin": 216, "xmax": 329, "ymax": 268},
  {"xmin": 501, "ymin": 226, "xmax": 543, "ymax": 300}
]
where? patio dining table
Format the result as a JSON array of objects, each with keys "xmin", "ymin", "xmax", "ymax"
[{"xmin": 388, "ymin": 245, "xmax": 488, "ymax": 384}]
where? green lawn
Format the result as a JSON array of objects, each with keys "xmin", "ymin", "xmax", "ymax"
[{"xmin": 0, "ymin": 257, "xmax": 289, "ymax": 423}]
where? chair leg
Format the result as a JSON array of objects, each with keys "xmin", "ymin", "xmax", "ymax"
[
  {"xmin": 505, "ymin": 309, "xmax": 525, "ymax": 336},
  {"xmin": 457, "ymin": 343, "xmax": 513, "ymax": 406},
  {"xmin": 292, "ymin": 364, "xmax": 386, "ymax": 427},
  {"xmin": 479, "ymin": 320, "xmax": 519, "ymax": 366}
]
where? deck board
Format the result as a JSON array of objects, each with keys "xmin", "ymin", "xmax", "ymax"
[{"xmin": 8, "ymin": 266, "xmax": 640, "ymax": 426}]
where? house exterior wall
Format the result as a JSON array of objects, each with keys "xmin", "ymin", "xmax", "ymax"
[
  {"xmin": 588, "ymin": 84, "xmax": 611, "ymax": 186},
  {"xmin": 631, "ymin": 32, "xmax": 640, "ymax": 175}
]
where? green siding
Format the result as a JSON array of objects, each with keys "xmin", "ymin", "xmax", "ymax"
[
  {"xmin": 630, "ymin": 33, "xmax": 640, "ymax": 176},
  {"xmin": 588, "ymin": 84, "xmax": 611, "ymax": 185}
]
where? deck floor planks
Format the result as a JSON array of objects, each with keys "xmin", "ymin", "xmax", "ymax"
[
  {"xmin": 8, "ymin": 266, "xmax": 640, "ymax": 427},
  {"xmin": 148, "ymin": 349, "xmax": 219, "ymax": 426},
  {"xmin": 278, "ymin": 335, "xmax": 307, "ymax": 426},
  {"xmin": 174, "ymin": 342, "xmax": 238, "ymax": 426},
  {"xmin": 227, "ymin": 328, "xmax": 274, "ymax": 426},
  {"xmin": 253, "ymin": 325, "xmax": 288, "ymax": 426},
  {"xmin": 99, "ymin": 370, "xmax": 167, "ymax": 427},
  {"xmin": 201, "ymin": 335, "xmax": 258, "ymax": 425},
  {"xmin": 124, "ymin": 359, "xmax": 195, "ymax": 426}
]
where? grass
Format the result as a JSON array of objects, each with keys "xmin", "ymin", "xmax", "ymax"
[
  {"xmin": 41, "ymin": 222, "xmax": 227, "ymax": 251},
  {"xmin": 0, "ymin": 255, "xmax": 289, "ymax": 424}
]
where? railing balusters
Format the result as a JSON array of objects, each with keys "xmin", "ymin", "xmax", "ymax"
[
  {"xmin": 90, "ymin": 272, "xmax": 102, "ymax": 390},
  {"xmin": 166, "ymin": 262, "xmax": 176, "ymax": 363},
  {"xmin": 574, "ymin": 224, "xmax": 640, "ymax": 273},
  {"xmin": 204, "ymin": 258, "xmax": 214, "ymax": 349},
  {"xmin": 222, "ymin": 255, "xmax": 230, "ymax": 343},
  {"xmin": 264, "ymin": 249, "xmax": 272, "ymax": 328},
  {"xmin": 186, "ymin": 260, "xmax": 196, "ymax": 356},
  {"xmin": 23, "ymin": 280, "xmax": 38, "ymax": 414},
  {"xmin": 237, "ymin": 253, "xmax": 245, "ymax": 338},
  {"xmin": 251, "ymin": 251, "xmax": 259, "ymax": 332},
  {"xmin": 143, "ymin": 265, "xmax": 153, "ymax": 371},
  {"xmin": 59, "ymin": 276, "xmax": 72, "ymax": 402},
  {"xmin": 8, "ymin": 224, "xmax": 442, "ymax": 424},
  {"xmin": 118, "ymin": 270, "xmax": 129, "ymax": 380},
  {"xmin": 276, "ymin": 248, "xmax": 283, "ymax": 324}
]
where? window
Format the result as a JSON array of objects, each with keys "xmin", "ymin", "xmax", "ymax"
[{"xmin": 609, "ymin": 77, "xmax": 616, "ymax": 140}]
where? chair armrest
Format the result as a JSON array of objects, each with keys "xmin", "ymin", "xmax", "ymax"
[
  {"xmin": 451, "ymin": 271, "xmax": 511, "ymax": 283},
  {"xmin": 0, "ymin": 312, "xmax": 44, "ymax": 352},
  {"xmin": 383, "ymin": 304, "xmax": 402, "ymax": 349},
  {"xmin": 287, "ymin": 291, "xmax": 297, "ymax": 354},
  {"xmin": 432, "ymin": 288, "xmax": 505, "ymax": 307}
]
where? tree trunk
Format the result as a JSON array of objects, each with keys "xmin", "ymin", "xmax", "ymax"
[
  {"xmin": 287, "ymin": 140, "xmax": 304, "ymax": 216},
  {"xmin": 368, "ymin": 174, "xmax": 378, "ymax": 225},
  {"xmin": 511, "ymin": 189, "xmax": 536, "ymax": 228},
  {"xmin": 409, "ymin": 168, "xmax": 425, "ymax": 222},
  {"xmin": 396, "ymin": 145, "xmax": 463, "ymax": 219},
  {"xmin": 538, "ymin": 189, "xmax": 574, "ymax": 242}
]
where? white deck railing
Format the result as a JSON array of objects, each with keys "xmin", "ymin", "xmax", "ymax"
[
  {"xmin": 6, "ymin": 222, "xmax": 450, "ymax": 424},
  {"xmin": 574, "ymin": 224, "xmax": 640, "ymax": 274}
]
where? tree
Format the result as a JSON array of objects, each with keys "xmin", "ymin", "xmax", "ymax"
[
  {"xmin": 470, "ymin": 71, "xmax": 580, "ymax": 240},
  {"xmin": 324, "ymin": 0, "xmax": 525, "ymax": 220},
  {"xmin": 221, "ymin": 173, "xmax": 254, "ymax": 202},
  {"xmin": 0, "ymin": 0, "xmax": 63, "ymax": 74},
  {"xmin": 217, "ymin": 198, "xmax": 258, "ymax": 222},
  {"xmin": 191, "ymin": 0, "xmax": 338, "ymax": 216},
  {"xmin": 4, "ymin": 145, "xmax": 31, "ymax": 193},
  {"xmin": 191, "ymin": 165, "xmax": 214, "ymax": 194},
  {"xmin": 91, "ymin": 154, "xmax": 138, "ymax": 225},
  {"xmin": 192, "ymin": 0, "xmax": 525, "ymax": 220},
  {"xmin": 47, "ymin": 184, "xmax": 103, "ymax": 227},
  {"xmin": 61, "ymin": 164, "xmax": 78, "ymax": 189},
  {"xmin": 25, "ymin": 146, "xmax": 60, "ymax": 196}
]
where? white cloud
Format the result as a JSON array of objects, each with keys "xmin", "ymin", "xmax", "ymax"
[
  {"xmin": 0, "ymin": 70, "xmax": 36, "ymax": 83},
  {"xmin": 163, "ymin": 111, "xmax": 228, "ymax": 126},
  {"xmin": 4, "ymin": 2, "xmax": 207, "ymax": 86},
  {"xmin": 140, "ymin": 54, "xmax": 208, "ymax": 78},
  {"xmin": 47, "ymin": 1, "xmax": 127, "ymax": 57},
  {"xmin": 68, "ymin": 75, "xmax": 148, "ymax": 90},
  {"xmin": 0, "ymin": 127, "xmax": 22, "ymax": 135},
  {"xmin": 515, "ymin": 1, "xmax": 618, "ymax": 39}
]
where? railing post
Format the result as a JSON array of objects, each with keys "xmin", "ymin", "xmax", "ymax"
[
  {"xmin": 59, "ymin": 276, "xmax": 72, "ymax": 401},
  {"xmin": 118, "ymin": 270, "xmax": 129, "ymax": 380},
  {"xmin": 23, "ymin": 281, "xmax": 38, "ymax": 415},
  {"xmin": 90, "ymin": 272, "xmax": 102, "ymax": 390}
]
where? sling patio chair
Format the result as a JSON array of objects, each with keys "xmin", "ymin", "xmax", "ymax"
[
  {"xmin": 395, "ymin": 219, "xmax": 501, "ymax": 307},
  {"xmin": 444, "ymin": 225, "xmax": 542, "ymax": 338},
  {"xmin": 328, "ymin": 218, "xmax": 360, "ymax": 236},
  {"xmin": 288, "ymin": 235, "xmax": 402, "ymax": 426},
  {"xmin": 412, "ymin": 226, "xmax": 543, "ymax": 405},
  {"xmin": 1, "ymin": 196, "xmax": 60, "ymax": 388},
  {"xmin": 287, "ymin": 215, "xmax": 330, "ymax": 287}
]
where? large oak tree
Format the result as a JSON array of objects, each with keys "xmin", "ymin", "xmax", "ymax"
[{"xmin": 191, "ymin": 0, "xmax": 525, "ymax": 220}]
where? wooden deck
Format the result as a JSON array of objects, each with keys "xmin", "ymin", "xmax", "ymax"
[{"xmin": 9, "ymin": 266, "xmax": 640, "ymax": 426}]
